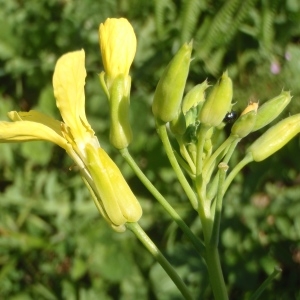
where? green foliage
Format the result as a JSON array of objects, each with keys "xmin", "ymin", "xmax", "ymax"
[{"xmin": 1, "ymin": 0, "xmax": 300, "ymax": 299}]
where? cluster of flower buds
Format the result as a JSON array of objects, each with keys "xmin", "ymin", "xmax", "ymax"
[{"xmin": 149, "ymin": 39, "xmax": 297, "ymax": 180}]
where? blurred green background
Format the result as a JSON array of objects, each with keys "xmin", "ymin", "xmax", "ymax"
[{"xmin": 0, "ymin": 0, "xmax": 300, "ymax": 299}]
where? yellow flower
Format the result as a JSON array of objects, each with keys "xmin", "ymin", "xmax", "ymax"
[
  {"xmin": 0, "ymin": 49, "xmax": 142, "ymax": 230},
  {"xmin": 98, "ymin": 18, "xmax": 137, "ymax": 150},
  {"xmin": 99, "ymin": 18, "xmax": 137, "ymax": 84}
]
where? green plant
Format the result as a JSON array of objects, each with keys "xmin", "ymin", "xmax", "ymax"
[{"xmin": 1, "ymin": 16, "xmax": 300, "ymax": 300}]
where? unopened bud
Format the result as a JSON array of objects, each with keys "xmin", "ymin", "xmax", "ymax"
[
  {"xmin": 199, "ymin": 71, "xmax": 233, "ymax": 127},
  {"xmin": 247, "ymin": 114, "xmax": 300, "ymax": 162},
  {"xmin": 182, "ymin": 80, "xmax": 209, "ymax": 115},
  {"xmin": 152, "ymin": 42, "xmax": 192, "ymax": 123},
  {"xmin": 241, "ymin": 101, "xmax": 259, "ymax": 116},
  {"xmin": 231, "ymin": 103, "xmax": 258, "ymax": 138},
  {"xmin": 99, "ymin": 18, "xmax": 136, "ymax": 88},
  {"xmin": 252, "ymin": 91, "xmax": 292, "ymax": 132}
]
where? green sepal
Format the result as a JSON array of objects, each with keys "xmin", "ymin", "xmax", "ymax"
[
  {"xmin": 182, "ymin": 80, "xmax": 209, "ymax": 115},
  {"xmin": 109, "ymin": 75, "xmax": 133, "ymax": 149},
  {"xmin": 85, "ymin": 144, "xmax": 142, "ymax": 225},
  {"xmin": 99, "ymin": 71, "xmax": 110, "ymax": 99}
]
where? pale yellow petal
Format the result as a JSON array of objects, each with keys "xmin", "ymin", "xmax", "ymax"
[
  {"xmin": 52, "ymin": 49, "xmax": 94, "ymax": 143},
  {"xmin": 0, "ymin": 120, "xmax": 68, "ymax": 149},
  {"xmin": 8, "ymin": 110, "xmax": 63, "ymax": 134},
  {"xmin": 99, "ymin": 18, "xmax": 137, "ymax": 80}
]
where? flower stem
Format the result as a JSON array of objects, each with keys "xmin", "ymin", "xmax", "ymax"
[
  {"xmin": 126, "ymin": 222, "xmax": 194, "ymax": 300},
  {"xmin": 222, "ymin": 153, "xmax": 253, "ymax": 195},
  {"xmin": 249, "ymin": 266, "xmax": 282, "ymax": 300},
  {"xmin": 205, "ymin": 246, "xmax": 228, "ymax": 300},
  {"xmin": 210, "ymin": 163, "xmax": 228, "ymax": 247},
  {"xmin": 202, "ymin": 134, "xmax": 236, "ymax": 180},
  {"xmin": 156, "ymin": 122, "xmax": 198, "ymax": 209},
  {"xmin": 196, "ymin": 125, "xmax": 210, "ymax": 177},
  {"xmin": 120, "ymin": 148, "xmax": 205, "ymax": 257}
]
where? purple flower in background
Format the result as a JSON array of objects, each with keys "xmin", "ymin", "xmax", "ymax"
[{"xmin": 270, "ymin": 60, "xmax": 281, "ymax": 74}]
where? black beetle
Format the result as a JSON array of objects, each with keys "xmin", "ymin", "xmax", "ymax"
[{"xmin": 223, "ymin": 111, "xmax": 238, "ymax": 123}]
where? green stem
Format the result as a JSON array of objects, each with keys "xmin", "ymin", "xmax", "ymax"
[
  {"xmin": 210, "ymin": 163, "xmax": 228, "ymax": 247},
  {"xmin": 156, "ymin": 122, "xmax": 198, "ymax": 209},
  {"xmin": 196, "ymin": 125, "xmax": 210, "ymax": 177},
  {"xmin": 126, "ymin": 222, "xmax": 194, "ymax": 300},
  {"xmin": 120, "ymin": 148, "xmax": 205, "ymax": 257},
  {"xmin": 196, "ymin": 169, "xmax": 228, "ymax": 300},
  {"xmin": 205, "ymin": 246, "xmax": 228, "ymax": 300},
  {"xmin": 177, "ymin": 136, "xmax": 196, "ymax": 174},
  {"xmin": 222, "ymin": 153, "xmax": 253, "ymax": 196},
  {"xmin": 222, "ymin": 137, "xmax": 241, "ymax": 165},
  {"xmin": 202, "ymin": 134, "xmax": 236, "ymax": 179},
  {"xmin": 249, "ymin": 266, "xmax": 282, "ymax": 300}
]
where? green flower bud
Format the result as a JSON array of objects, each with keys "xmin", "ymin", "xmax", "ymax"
[
  {"xmin": 231, "ymin": 105, "xmax": 258, "ymax": 138},
  {"xmin": 152, "ymin": 42, "xmax": 192, "ymax": 123},
  {"xmin": 252, "ymin": 91, "xmax": 292, "ymax": 132},
  {"xmin": 182, "ymin": 80, "xmax": 209, "ymax": 115},
  {"xmin": 247, "ymin": 114, "xmax": 300, "ymax": 162},
  {"xmin": 199, "ymin": 71, "xmax": 233, "ymax": 127}
]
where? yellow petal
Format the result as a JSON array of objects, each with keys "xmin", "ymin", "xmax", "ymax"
[
  {"xmin": 8, "ymin": 110, "xmax": 63, "ymax": 134},
  {"xmin": 0, "ymin": 119, "xmax": 68, "ymax": 150},
  {"xmin": 99, "ymin": 18, "xmax": 137, "ymax": 81},
  {"xmin": 53, "ymin": 49, "xmax": 94, "ymax": 144}
]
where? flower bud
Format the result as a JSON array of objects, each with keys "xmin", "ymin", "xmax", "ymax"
[
  {"xmin": 99, "ymin": 18, "xmax": 136, "ymax": 149},
  {"xmin": 152, "ymin": 42, "xmax": 192, "ymax": 123},
  {"xmin": 240, "ymin": 101, "xmax": 259, "ymax": 116},
  {"xmin": 231, "ymin": 103, "xmax": 258, "ymax": 138},
  {"xmin": 247, "ymin": 114, "xmax": 300, "ymax": 162},
  {"xmin": 99, "ymin": 18, "xmax": 136, "ymax": 88},
  {"xmin": 252, "ymin": 91, "xmax": 292, "ymax": 132},
  {"xmin": 182, "ymin": 80, "xmax": 209, "ymax": 115},
  {"xmin": 86, "ymin": 144, "xmax": 142, "ymax": 227},
  {"xmin": 199, "ymin": 71, "xmax": 233, "ymax": 127}
]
